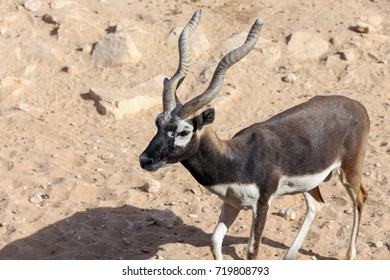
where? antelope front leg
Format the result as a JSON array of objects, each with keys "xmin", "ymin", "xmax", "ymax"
[
  {"xmin": 247, "ymin": 201, "xmax": 269, "ymax": 260},
  {"xmin": 211, "ymin": 202, "xmax": 240, "ymax": 260}
]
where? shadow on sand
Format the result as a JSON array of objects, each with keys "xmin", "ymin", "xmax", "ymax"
[{"xmin": 0, "ymin": 205, "xmax": 335, "ymax": 260}]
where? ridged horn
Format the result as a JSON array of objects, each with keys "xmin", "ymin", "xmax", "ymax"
[
  {"xmin": 162, "ymin": 10, "xmax": 201, "ymax": 113},
  {"xmin": 176, "ymin": 18, "xmax": 263, "ymax": 119}
]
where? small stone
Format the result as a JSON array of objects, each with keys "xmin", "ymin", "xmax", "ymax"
[
  {"xmin": 127, "ymin": 221, "xmax": 134, "ymax": 231},
  {"xmin": 279, "ymin": 208, "xmax": 297, "ymax": 221},
  {"xmin": 150, "ymin": 208, "xmax": 177, "ymax": 229},
  {"xmin": 281, "ymin": 73, "xmax": 297, "ymax": 83},
  {"xmin": 62, "ymin": 66, "xmax": 77, "ymax": 75},
  {"xmin": 122, "ymin": 237, "xmax": 132, "ymax": 245},
  {"xmin": 141, "ymin": 248, "xmax": 151, "ymax": 254},
  {"xmin": 188, "ymin": 214, "xmax": 198, "ymax": 219},
  {"xmin": 142, "ymin": 180, "xmax": 161, "ymax": 193},
  {"xmin": 374, "ymin": 241, "xmax": 384, "ymax": 248},
  {"xmin": 339, "ymin": 49, "xmax": 359, "ymax": 61},
  {"xmin": 29, "ymin": 194, "xmax": 43, "ymax": 204},
  {"xmin": 325, "ymin": 55, "xmax": 341, "ymax": 67},
  {"xmin": 363, "ymin": 170, "xmax": 370, "ymax": 177},
  {"xmin": 23, "ymin": 0, "xmax": 41, "ymax": 12},
  {"xmin": 42, "ymin": 14, "xmax": 58, "ymax": 25},
  {"xmin": 82, "ymin": 44, "xmax": 92, "ymax": 54},
  {"xmin": 50, "ymin": 0, "xmax": 78, "ymax": 9},
  {"xmin": 329, "ymin": 36, "xmax": 343, "ymax": 46},
  {"xmin": 355, "ymin": 21, "xmax": 373, "ymax": 34},
  {"xmin": 344, "ymin": 208, "xmax": 353, "ymax": 214},
  {"xmin": 310, "ymin": 255, "xmax": 317, "ymax": 260}
]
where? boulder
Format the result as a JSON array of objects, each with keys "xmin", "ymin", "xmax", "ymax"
[
  {"xmin": 92, "ymin": 32, "xmax": 141, "ymax": 66},
  {"xmin": 88, "ymin": 75, "xmax": 164, "ymax": 119}
]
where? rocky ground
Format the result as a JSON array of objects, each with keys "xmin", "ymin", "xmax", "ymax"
[{"xmin": 0, "ymin": 0, "xmax": 389, "ymax": 260}]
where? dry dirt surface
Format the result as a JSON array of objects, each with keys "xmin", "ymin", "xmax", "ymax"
[{"xmin": 0, "ymin": 0, "xmax": 389, "ymax": 260}]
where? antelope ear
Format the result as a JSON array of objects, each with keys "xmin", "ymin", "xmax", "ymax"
[{"xmin": 192, "ymin": 108, "xmax": 215, "ymax": 131}]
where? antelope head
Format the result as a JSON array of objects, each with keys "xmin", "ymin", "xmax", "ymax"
[{"xmin": 139, "ymin": 10, "xmax": 263, "ymax": 172}]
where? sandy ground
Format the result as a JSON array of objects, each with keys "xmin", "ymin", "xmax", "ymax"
[{"xmin": 0, "ymin": 0, "xmax": 389, "ymax": 260}]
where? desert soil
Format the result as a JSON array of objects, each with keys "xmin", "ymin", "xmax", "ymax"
[{"xmin": 0, "ymin": 0, "xmax": 389, "ymax": 260}]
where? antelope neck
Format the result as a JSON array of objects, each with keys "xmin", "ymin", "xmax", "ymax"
[{"xmin": 181, "ymin": 127, "xmax": 234, "ymax": 187}]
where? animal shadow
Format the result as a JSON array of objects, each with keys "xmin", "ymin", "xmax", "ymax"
[
  {"xmin": 0, "ymin": 205, "xmax": 335, "ymax": 259},
  {"xmin": 0, "ymin": 205, "xmax": 245, "ymax": 260}
]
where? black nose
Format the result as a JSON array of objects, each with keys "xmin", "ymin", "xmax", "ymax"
[{"xmin": 139, "ymin": 154, "xmax": 153, "ymax": 169}]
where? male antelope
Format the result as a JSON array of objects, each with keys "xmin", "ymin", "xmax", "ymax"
[{"xmin": 139, "ymin": 10, "xmax": 370, "ymax": 260}]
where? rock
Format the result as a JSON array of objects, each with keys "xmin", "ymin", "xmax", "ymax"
[
  {"xmin": 122, "ymin": 237, "xmax": 132, "ymax": 245},
  {"xmin": 61, "ymin": 66, "xmax": 77, "ymax": 74},
  {"xmin": 50, "ymin": 0, "xmax": 79, "ymax": 9},
  {"xmin": 92, "ymin": 32, "xmax": 141, "ymax": 66},
  {"xmin": 281, "ymin": 73, "xmax": 297, "ymax": 83},
  {"xmin": 279, "ymin": 208, "xmax": 296, "ymax": 221},
  {"xmin": 338, "ymin": 49, "xmax": 360, "ymax": 61},
  {"xmin": 142, "ymin": 180, "xmax": 161, "ymax": 193},
  {"xmin": 29, "ymin": 194, "xmax": 43, "ymax": 204},
  {"xmin": 127, "ymin": 221, "xmax": 134, "ymax": 231},
  {"xmin": 287, "ymin": 31, "xmax": 329, "ymax": 60},
  {"xmin": 88, "ymin": 75, "xmax": 163, "ymax": 119},
  {"xmin": 23, "ymin": 0, "xmax": 41, "ymax": 12},
  {"xmin": 150, "ymin": 208, "xmax": 177, "ymax": 229},
  {"xmin": 325, "ymin": 54, "xmax": 341, "ymax": 67},
  {"xmin": 374, "ymin": 241, "xmax": 384, "ymax": 248},
  {"xmin": 42, "ymin": 14, "xmax": 58, "ymax": 25},
  {"xmin": 82, "ymin": 44, "xmax": 93, "ymax": 54},
  {"xmin": 42, "ymin": 10, "xmax": 86, "ymax": 25},
  {"xmin": 329, "ymin": 36, "xmax": 343, "ymax": 46},
  {"xmin": 354, "ymin": 21, "xmax": 374, "ymax": 34},
  {"xmin": 188, "ymin": 214, "xmax": 198, "ymax": 219},
  {"xmin": 0, "ymin": 76, "xmax": 30, "ymax": 88}
]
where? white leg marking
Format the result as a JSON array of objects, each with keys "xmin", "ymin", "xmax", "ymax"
[
  {"xmin": 344, "ymin": 185, "xmax": 358, "ymax": 260},
  {"xmin": 211, "ymin": 203, "xmax": 240, "ymax": 260},
  {"xmin": 338, "ymin": 169, "xmax": 358, "ymax": 260},
  {"xmin": 284, "ymin": 191, "xmax": 324, "ymax": 260}
]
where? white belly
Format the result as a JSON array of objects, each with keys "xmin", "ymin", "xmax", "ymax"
[
  {"xmin": 274, "ymin": 161, "xmax": 341, "ymax": 198},
  {"xmin": 206, "ymin": 183, "xmax": 259, "ymax": 210}
]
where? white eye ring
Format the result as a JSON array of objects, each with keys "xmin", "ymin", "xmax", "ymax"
[{"xmin": 177, "ymin": 130, "xmax": 191, "ymax": 138}]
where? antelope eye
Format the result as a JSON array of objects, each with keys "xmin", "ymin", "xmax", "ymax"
[{"xmin": 178, "ymin": 130, "xmax": 191, "ymax": 137}]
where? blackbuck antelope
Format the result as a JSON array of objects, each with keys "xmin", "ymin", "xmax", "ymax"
[{"xmin": 139, "ymin": 10, "xmax": 370, "ymax": 260}]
